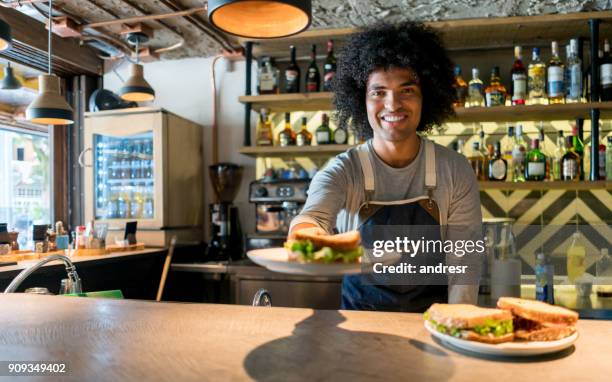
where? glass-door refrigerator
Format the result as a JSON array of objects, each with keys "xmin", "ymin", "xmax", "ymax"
[{"xmin": 83, "ymin": 108, "xmax": 203, "ymax": 246}]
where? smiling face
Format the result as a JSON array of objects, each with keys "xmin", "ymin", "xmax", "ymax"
[{"xmin": 365, "ymin": 67, "xmax": 423, "ymax": 143}]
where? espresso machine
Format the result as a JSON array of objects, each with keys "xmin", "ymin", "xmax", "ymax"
[
  {"xmin": 247, "ymin": 179, "xmax": 310, "ymax": 250},
  {"xmin": 206, "ymin": 163, "xmax": 243, "ymax": 261}
]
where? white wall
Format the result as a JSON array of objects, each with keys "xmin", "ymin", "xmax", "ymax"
[{"xmin": 103, "ymin": 58, "xmax": 256, "ymax": 243}]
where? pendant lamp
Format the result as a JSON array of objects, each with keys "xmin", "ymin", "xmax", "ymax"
[
  {"xmin": 1, "ymin": 62, "xmax": 22, "ymax": 90},
  {"xmin": 25, "ymin": 0, "xmax": 74, "ymax": 125},
  {"xmin": 208, "ymin": 0, "xmax": 311, "ymax": 39},
  {"xmin": 119, "ymin": 34, "xmax": 155, "ymax": 102},
  {"xmin": 0, "ymin": 17, "xmax": 11, "ymax": 52}
]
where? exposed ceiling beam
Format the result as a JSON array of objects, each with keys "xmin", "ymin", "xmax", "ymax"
[
  {"xmin": 0, "ymin": 6, "xmax": 103, "ymax": 76},
  {"xmin": 82, "ymin": 7, "xmax": 206, "ymax": 29}
]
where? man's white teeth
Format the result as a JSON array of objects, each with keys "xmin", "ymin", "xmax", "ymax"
[{"xmin": 382, "ymin": 115, "xmax": 405, "ymax": 122}]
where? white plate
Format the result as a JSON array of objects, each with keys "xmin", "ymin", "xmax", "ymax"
[
  {"xmin": 247, "ymin": 247, "xmax": 362, "ymax": 276},
  {"xmin": 424, "ymin": 320, "xmax": 578, "ymax": 357}
]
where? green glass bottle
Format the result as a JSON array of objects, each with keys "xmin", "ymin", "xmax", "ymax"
[{"xmin": 525, "ymin": 138, "xmax": 546, "ymax": 181}]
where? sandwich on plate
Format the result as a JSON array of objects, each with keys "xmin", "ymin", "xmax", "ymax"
[
  {"xmin": 424, "ymin": 303, "xmax": 514, "ymax": 344},
  {"xmin": 285, "ymin": 228, "xmax": 363, "ymax": 263},
  {"xmin": 497, "ymin": 297, "xmax": 578, "ymax": 341}
]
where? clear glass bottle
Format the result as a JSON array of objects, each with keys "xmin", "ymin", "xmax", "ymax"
[
  {"xmin": 452, "ymin": 65, "xmax": 468, "ymax": 107},
  {"xmin": 571, "ymin": 124, "xmax": 585, "ymax": 180},
  {"xmin": 552, "ymin": 130, "xmax": 566, "ymax": 181},
  {"xmin": 296, "ymin": 117, "xmax": 312, "ymax": 147},
  {"xmin": 511, "ymin": 125, "xmax": 527, "ymax": 182},
  {"xmin": 469, "ymin": 141, "xmax": 486, "ymax": 180},
  {"xmin": 323, "ymin": 40, "xmax": 337, "ymax": 91},
  {"xmin": 305, "ymin": 44, "xmax": 320, "ymax": 92},
  {"xmin": 466, "ymin": 68, "xmax": 485, "ymax": 108},
  {"xmin": 566, "ymin": 39, "xmax": 582, "ymax": 103},
  {"xmin": 285, "ymin": 45, "xmax": 301, "ymax": 93},
  {"xmin": 278, "ymin": 112, "xmax": 296, "ymax": 147},
  {"xmin": 485, "ymin": 66, "xmax": 507, "ymax": 107},
  {"xmin": 567, "ymin": 231, "xmax": 586, "ymax": 283},
  {"xmin": 511, "ymin": 46, "xmax": 527, "ymax": 105},
  {"xmin": 547, "ymin": 41, "xmax": 565, "ymax": 104},
  {"xmin": 600, "ymin": 39, "xmax": 612, "ymax": 101},
  {"xmin": 525, "ymin": 138, "xmax": 546, "ymax": 181},
  {"xmin": 488, "ymin": 141, "xmax": 507, "ymax": 181},
  {"xmin": 257, "ymin": 56, "xmax": 279, "ymax": 95},
  {"xmin": 561, "ymin": 136, "xmax": 581, "ymax": 181},
  {"xmin": 315, "ymin": 113, "xmax": 332, "ymax": 144},
  {"xmin": 256, "ymin": 109, "xmax": 273, "ymax": 146},
  {"xmin": 528, "ymin": 47, "xmax": 547, "ymax": 104}
]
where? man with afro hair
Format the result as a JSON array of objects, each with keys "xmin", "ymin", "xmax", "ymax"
[{"xmin": 289, "ymin": 22, "xmax": 482, "ymax": 312}]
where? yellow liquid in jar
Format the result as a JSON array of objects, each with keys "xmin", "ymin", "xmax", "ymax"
[{"xmin": 567, "ymin": 245, "xmax": 586, "ymax": 283}]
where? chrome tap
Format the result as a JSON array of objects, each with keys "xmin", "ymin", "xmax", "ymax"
[{"xmin": 4, "ymin": 254, "xmax": 82, "ymax": 294}]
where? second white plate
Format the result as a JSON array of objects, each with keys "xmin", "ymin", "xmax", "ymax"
[{"xmin": 247, "ymin": 247, "xmax": 362, "ymax": 276}]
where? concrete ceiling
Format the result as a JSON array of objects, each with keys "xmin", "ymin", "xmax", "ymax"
[{"xmin": 10, "ymin": 0, "xmax": 612, "ymax": 61}]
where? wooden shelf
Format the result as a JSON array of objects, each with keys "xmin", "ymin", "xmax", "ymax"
[
  {"xmin": 239, "ymin": 11, "xmax": 612, "ymax": 57},
  {"xmin": 239, "ymin": 93, "xmax": 612, "ymax": 122},
  {"xmin": 239, "ymin": 144, "xmax": 353, "ymax": 157},
  {"xmin": 479, "ymin": 181, "xmax": 611, "ymax": 190}
]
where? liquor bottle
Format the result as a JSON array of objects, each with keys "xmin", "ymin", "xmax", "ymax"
[
  {"xmin": 536, "ymin": 124, "xmax": 551, "ymax": 180},
  {"xmin": 525, "ymin": 139, "xmax": 546, "ymax": 181},
  {"xmin": 547, "ymin": 41, "xmax": 565, "ymax": 104},
  {"xmin": 511, "ymin": 46, "xmax": 527, "ymax": 105},
  {"xmin": 561, "ymin": 136, "xmax": 581, "ymax": 181},
  {"xmin": 466, "ymin": 68, "xmax": 485, "ymax": 107},
  {"xmin": 257, "ymin": 56, "xmax": 279, "ymax": 95},
  {"xmin": 552, "ymin": 130, "xmax": 566, "ymax": 181},
  {"xmin": 503, "ymin": 125, "xmax": 515, "ymax": 181},
  {"xmin": 333, "ymin": 124, "xmax": 348, "ymax": 144},
  {"xmin": 323, "ymin": 40, "xmax": 337, "ymax": 91},
  {"xmin": 285, "ymin": 45, "xmax": 301, "ymax": 93},
  {"xmin": 601, "ymin": 39, "xmax": 612, "ymax": 101},
  {"xmin": 571, "ymin": 124, "xmax": 585, "ymax": 180},
  {"xmin": 535, "ymin": 252, "xmax": 555, "ymax": 304},
  {"xmin": 511, "ymin": 125, "xmax": 527, "ymax": 182},
  {"xmin": 599, "ymin": 139, "xmax": 607, "ymax": 180},
  {"xmin": 296, "ymin": 117, "xmax": 312, "ymax": 146},
  {"xmin": 452, "ymin": 65, "xmax": 468, "ymax": 107},
  {"xmin": 305, "ymin": 44, "xmax": 320, "ymax": 92},
  {"xmin": 488, "ymin": 141, "xmax": 507, "ymax": 181},
  {"xmin": 528, "ymin": 47, "xmax": 547, "ymax": 105},
  {"xmin": 315, "ymin": 113, "xmax": 332, "ymax": 144},
  {"xmin": 256, "ymin": 109, "xmax": 273, "ymax": 146},
  {"xmin": 278, "ymin": 112, "xmax": 296, "ymax": 147},
  {"xmin": 485, "ymin": 66, "xmax": 507, "ymax": 107},
  {"xmin": 566, "ymin": 39, "xmax": 582, "ymax": 103},
  {"xmin": 567, "ymin": 232, "xmax": 586, "ymax": 283},
  {"xmin": 469, "ymin": 142, "xmax": 486, "ymax": 180},
  {"xmin": 607, "ymin": 136, "xmax": 612, "ymax": 180}
]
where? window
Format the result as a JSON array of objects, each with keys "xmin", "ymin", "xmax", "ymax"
[{"xmin": 0, "ymin": 127, "xmax": 51, "ymax": 249}]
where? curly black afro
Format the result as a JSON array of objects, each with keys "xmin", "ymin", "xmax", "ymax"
[{"xmin": 332, "ymin": 21, "xmax": 456, "ymax": 140}]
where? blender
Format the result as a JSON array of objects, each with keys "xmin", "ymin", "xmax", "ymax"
[{"xmin": 206, "ymin": 163, "xmax": 243, "ymax": 261}]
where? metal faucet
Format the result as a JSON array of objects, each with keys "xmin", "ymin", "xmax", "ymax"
[{"xmin": 4, "ymin": 254, "xmax": 82, "ymax": 294}]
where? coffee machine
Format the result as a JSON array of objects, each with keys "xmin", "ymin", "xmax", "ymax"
[
  {"xmin": 206, "ymin": 163, "xmax": 243, "ymax": 261},
  {"xmin": 247, "ymin": 179, "xmax": 309, "ymax": 250}
]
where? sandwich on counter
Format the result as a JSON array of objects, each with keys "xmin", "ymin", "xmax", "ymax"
[
  {"xmin": 285, "ymin": 228, "xmax": 363, "ymax": 263},
  {"xmin": 424, "ymin": 304, "xmax": 515, "ymax": 344},
  {"xmin": 497, "ymin": 297, "xmax": 579, "ymax": 341}
]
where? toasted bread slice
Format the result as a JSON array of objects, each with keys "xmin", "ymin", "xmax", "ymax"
[
  {"xmin": 293, "ymin": 229, "xmax": 361, "ymax": 252},
  {"xmin": 497, "ymin": 297, "xmax": 578, "ymax": 325},
  {"xmin": 462, "ymin": 331, "xmax": 515, "ymax": 344},
  {"xmin": 426, "ymin": 303, "xmax": 513, "ymax": 329},
  {"xmin": 514, "ymin": 326, "xmax": 576, "ymax": 341}
]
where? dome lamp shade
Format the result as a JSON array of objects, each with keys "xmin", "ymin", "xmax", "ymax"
[{"xmin": 119, "ymin": 63, "xmax": 155, "ymax": 102}]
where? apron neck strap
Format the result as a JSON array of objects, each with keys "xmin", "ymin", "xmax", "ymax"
[{"xmin": 358, "ymin": 138, "xmax": 437, "ymax": 199}]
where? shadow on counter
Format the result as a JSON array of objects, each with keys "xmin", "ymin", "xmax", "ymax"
[{"xmin": 244, "ymin": 310, "xmax": 455, "ymax": 381}]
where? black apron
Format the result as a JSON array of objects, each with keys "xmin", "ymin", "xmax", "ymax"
[{"xmin": 341, "ymin": 139, "xmax": 448, "ymax": 312}]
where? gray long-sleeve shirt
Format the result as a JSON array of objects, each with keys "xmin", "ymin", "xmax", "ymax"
[{"xmin": 290, "ymin": 138, "xmax": 482, "ymax": 304}]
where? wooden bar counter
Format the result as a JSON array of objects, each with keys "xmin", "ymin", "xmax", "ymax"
[{"xmin": 0, "ymin": 294, "xmax": 610, "ymax": 381}]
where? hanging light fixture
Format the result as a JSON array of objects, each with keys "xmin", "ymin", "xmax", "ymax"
[
  {"xmin": 208, "ymin": 0, "xmax": 311, "ymax": 39},
  {"xmin": 0, "ymin": 17, "xmax": 11, "ymax": 52},
  {"xmin": 25, "ymin": 0, "xmax": 74, "ymax": 125},
  {"xmin": 1, "ymin": 62, "xmax": 22, "ymax": 90},
  {"xmin": 119, "ymin": 33, "xmax": 155, "ymax": 102}
]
